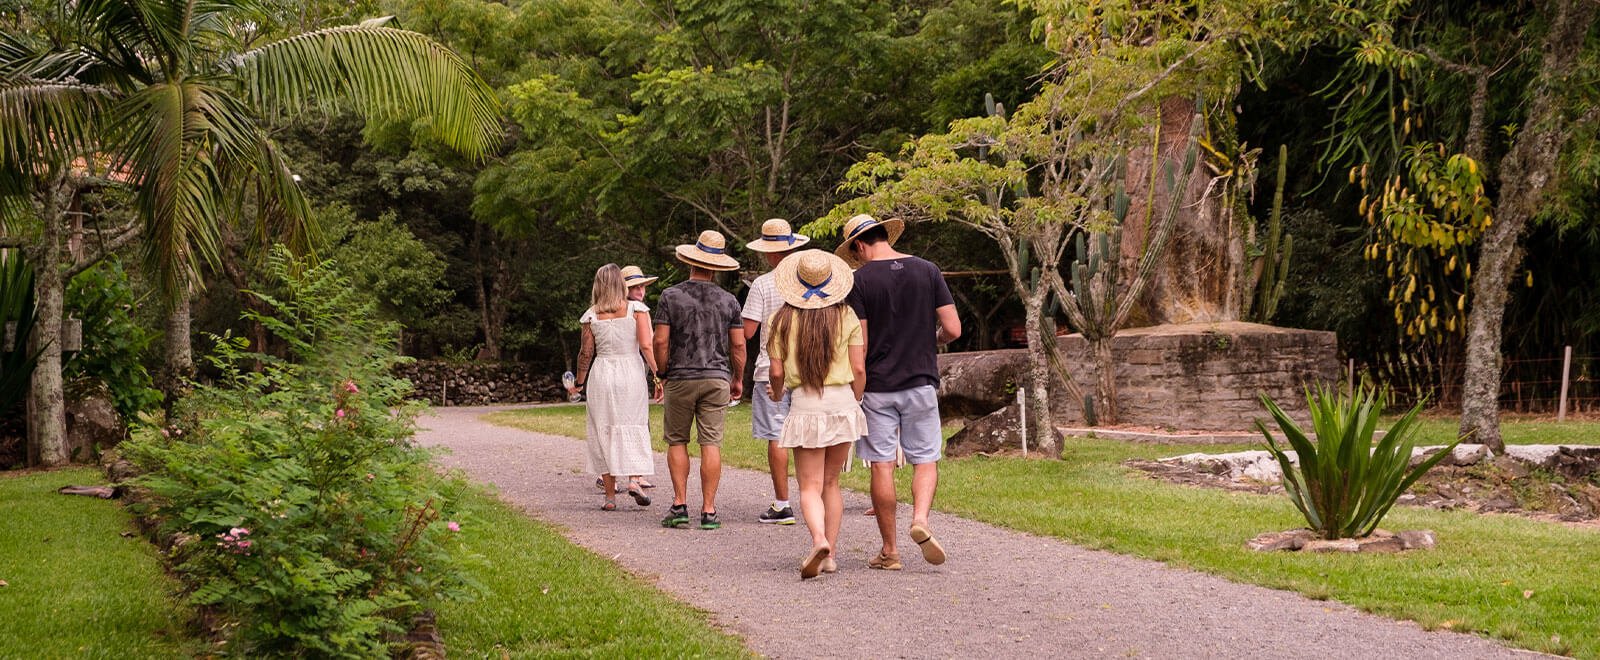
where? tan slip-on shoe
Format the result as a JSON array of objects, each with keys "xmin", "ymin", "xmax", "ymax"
[{"xmin": 909, "ymin": 523, "xmax": 946, "ymax": 565}]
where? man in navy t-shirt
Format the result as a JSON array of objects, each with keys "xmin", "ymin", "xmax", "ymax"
[{"xmin": 838, "ymin": 214, "xmax": 961, "ymax": 570}]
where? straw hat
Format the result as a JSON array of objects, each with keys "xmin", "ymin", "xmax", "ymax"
[
  {"xmin": 675, "ymin": 230, "xmax": 741, "ymax": 271},
  {"xmin": 833, "ymin": 213, "xmax": 905, "ymax": 267},
  {"xmin": 773, "ymin": 250, "xmax": 855, "ymax": 309},
  {"xmin": 619, "ymin": 265, "xmax": 658, "ymax": 287},
  {"xmin": 745, "ymin": 218, "xmax": 811, "ymax": 253}
]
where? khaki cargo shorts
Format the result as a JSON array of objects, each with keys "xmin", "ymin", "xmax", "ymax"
[{"xmin": 663, "ymin": 378, "xmax": 730, "ymax": 446}]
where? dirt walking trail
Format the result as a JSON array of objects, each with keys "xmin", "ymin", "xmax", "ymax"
[{"xmin": 419, "ymin": 406, "xmax": 1530, "ymax": 659}]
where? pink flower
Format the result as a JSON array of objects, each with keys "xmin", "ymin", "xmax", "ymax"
[
  {"xmin": 344, "ymin": 380, "xmax": 360, "ymax": 393},
  {"xmin": 236, "ymin": 540, "xmax": 252, "ymax": 549},
  {"xmin": 365, "ymin": 473, "xmax": 375, "ymax": 481},
  {"xmin": 446, "ymin": 521, "xmax": 461, "ymax": 532},
  {"xmin": 230, "ymin": 527, "xmax": 250, "ymax": 537},
  {"xmin": 335, "ymin": 409, "xmax": 346, "ymax": 418}
]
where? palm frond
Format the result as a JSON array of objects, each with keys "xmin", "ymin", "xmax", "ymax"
[
  {"xmin": 229, "ymin": 21, "xmax": 501, "ymax": 159},
  {"xmin": 0, "ymin": 76, "xmax": 114, "ymax": 174}
]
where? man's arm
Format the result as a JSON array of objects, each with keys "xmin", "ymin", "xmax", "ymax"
[
  {"xmin": 935, "ymin": 304, "xmax": 961, "ymax": 345},
  {"xmin": 727, "ymin": 326, "xmax": 747, "ymax": 399},
  {"xmin": 743, "ymin": 318, "xmax": 760, "ymax": 341},
  {"xmin": 653, "ymin": 325, "xmax": 671, "ymax": 378}
]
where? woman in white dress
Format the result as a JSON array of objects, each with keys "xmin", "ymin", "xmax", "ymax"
[{"xmin": 568, "ymin": 264, "xmax": 662, "ymax": 510}]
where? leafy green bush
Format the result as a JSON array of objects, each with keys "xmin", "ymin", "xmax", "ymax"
[
  {"xmin": 122, "ymin": 247, "xmax": 472, "ymax": 657},
  {"xmin": 64, "ymin": 259, "xmax": 161, "ymax": 420},
  {"xmin": 1256, "ymin": 385, "xmax": 1461, "ymax": 539}
]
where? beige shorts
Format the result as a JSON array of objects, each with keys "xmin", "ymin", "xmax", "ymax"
[{"xmin": 663, "ymin": 378, "xmax": 729, "ymax": 446}]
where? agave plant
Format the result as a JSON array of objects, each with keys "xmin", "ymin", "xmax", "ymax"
[
  {"xmin": 1256, "ymin": 385, "xmax": 1461, "ymax": 539},
  {"xmin": 0, "ymin": 249, "xmax": 41, "ymax": 415}
]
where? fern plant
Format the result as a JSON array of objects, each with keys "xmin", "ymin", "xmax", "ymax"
[{"xmin": 1255, "ymin": 385, "xmax": 1461, "ymax": 539}]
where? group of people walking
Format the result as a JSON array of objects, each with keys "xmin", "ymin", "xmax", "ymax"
[{"xmin": 566, "ymin": 214, "xmax": 960, "ymax": 579}]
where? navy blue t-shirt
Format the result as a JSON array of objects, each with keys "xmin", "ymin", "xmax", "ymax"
[{"xmin": 846, "ymin": 256, "xmax": 955, "ymax": 392}]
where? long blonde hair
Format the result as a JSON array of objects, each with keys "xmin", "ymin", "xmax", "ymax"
[
  {"xmin": 591, "ymin": 263, "xmax": 627, "ymax": 315},
  {"xmin": 769, "ymin": 303, "xmax": 842, "ymax": 393}
]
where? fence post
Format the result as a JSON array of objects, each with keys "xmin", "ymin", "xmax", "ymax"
[
  {"xmin": 1347, "ymin": 358, "xmax": 1355, "ymax": 393},
  {"xmin": 1558, "ymin": 345, "xmax": 1573, "ymax": 422}
]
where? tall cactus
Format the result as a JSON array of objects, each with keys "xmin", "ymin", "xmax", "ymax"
[
  {"xmin": 1055, "ymin": 117, "xmax": 1202, "ymax": 425},
  {"xmin": 1245, "ymin": 145, "xmax": 1294, "ymax": 322}
]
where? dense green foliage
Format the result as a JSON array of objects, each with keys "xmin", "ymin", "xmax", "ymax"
[
  {"xmin": 122, "ymin": 249, "xmax": 472, "ymax": 656},
  {"xmin": 0, "ymin": 468, "xmax": 198, "ymax": 658},
  {"xmin": 64, "ymin": 259, "xmax": 161, "ymax": 420},
  {"xmin": 1258, "ymin": 386, "xmax": 1460, "ymax": 538}
]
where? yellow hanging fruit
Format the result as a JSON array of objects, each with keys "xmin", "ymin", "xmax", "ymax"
[
  {"xmin": 1526, "ymin": 270, "xmax": 1534, "ymax": 287},
  {"xmin": 1447, "ymin": 254, "xmax": 1457, "ymax": 272},
  {"xmin": 1457, "ymin": 294, "xmax": 1467, "ymax": 311}
]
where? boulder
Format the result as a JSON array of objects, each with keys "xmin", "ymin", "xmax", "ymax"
[
  {"xmin": 1397, "ymin": 530, "xmax": 1437, "ymax": 550},
  {"xmin": 945, "ymin": 403, "xmax": 1064, "ymax": 457},
  {"xmin": 1411, "ymin": 444, "xmax": 1492, "ymax": 467},
  {"xmin": 65, "ymin": 394, "xmax": 123, "ymax": 459},
  {"xmin": 937, "ymin": 350, "xmax": 1025, "ymax": 418},
  {"xmin": 1502, "ymin": 445, "xmax": 1600, "ymax": 479},
  {"xmin": 1159, "ymin": 450, "xmax": 1290, "ymax": 483}
]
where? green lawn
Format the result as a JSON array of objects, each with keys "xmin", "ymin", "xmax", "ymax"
[
  {"xmin": 488, "ymin": 405, "xmax": 1600, "ymax": 658},
  {"xmin": 1406, "ymin": 413, "xmax": 1600, "ymax": 446},
  {"xmin": 0, "ymin": 468, "xmax": 196, "ymax": 659},
  {"xmin": 437, "ymin": 485, "xmax": 750, "ymax": 658}
]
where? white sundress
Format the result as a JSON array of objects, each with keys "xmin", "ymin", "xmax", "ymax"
[{"xmin": 582, "ymin": 303, "xmax": 655, "ymax": 477}]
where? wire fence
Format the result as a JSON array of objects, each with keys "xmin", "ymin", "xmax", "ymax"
[{"xmin": 1356, "ymin": 348, "xmax": 1598, "ymax": 417}]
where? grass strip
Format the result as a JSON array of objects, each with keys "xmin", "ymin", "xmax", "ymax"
[
  {"xmin": 436, "ymin": 484, "xmax": 751, "ymax": 658},
  {"xmin": 0, "ymin": 468, "xmax": 195, "ymax": 658},
  {"xmin": 487, "ymin": 405, "xmax": 1600, "ymax": 657}
]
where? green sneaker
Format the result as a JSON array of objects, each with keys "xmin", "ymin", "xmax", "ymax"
[
  {"xmin": 699, "ymin": 511, "xmax": 721, "ymax": 530},
  {"xmin": 661, "ymin": 504, "xmax": 690, "ymax": 528}
]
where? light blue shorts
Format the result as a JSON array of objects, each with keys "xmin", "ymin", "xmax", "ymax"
[
  {"xmin": 856, "ymin": 385, "xmax": 943, "ymax": 465},
  {"xmin": 752, "ymin": 382, "xmax": 791, "ymax": 441}
]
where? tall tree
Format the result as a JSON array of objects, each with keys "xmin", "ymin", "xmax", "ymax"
[{"xmin": 0, "ymin": 0, "xmax": 500, "ymax": 465}]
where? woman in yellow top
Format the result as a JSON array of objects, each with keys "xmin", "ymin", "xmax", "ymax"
[{"xmin": 766, "ymin": 250, "xmax": 868, "ymax": 579}]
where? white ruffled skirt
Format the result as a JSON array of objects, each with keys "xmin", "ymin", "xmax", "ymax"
[{"xmin": 778, "ymin": 384, "xmax": 867, "ymax": 449}]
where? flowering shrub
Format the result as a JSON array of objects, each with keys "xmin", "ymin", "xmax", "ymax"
[{"xmin": 122, "ymin": 248, "xmax": 472, "ymax": 656}]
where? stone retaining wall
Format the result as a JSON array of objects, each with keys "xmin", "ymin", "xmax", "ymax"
[
  {"xmin": 396, "ymin": 361, "xmax": 562, "ymax": 406},
  {"xmin": 938, "ymin": 322, "xmax": 1339, "ymax": 431}
]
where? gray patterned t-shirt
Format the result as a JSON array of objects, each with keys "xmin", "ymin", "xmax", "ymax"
[{"xmin": 654, "ymin": 280, "xmax": 743, "ymax": 381}]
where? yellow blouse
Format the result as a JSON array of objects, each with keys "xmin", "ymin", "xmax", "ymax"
[{"xmin": 769, "ymin": 307, "xmax": 863, "ymax": 390}]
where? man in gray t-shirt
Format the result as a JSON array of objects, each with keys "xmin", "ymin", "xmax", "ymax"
[{"xmin": 653, "ymin": 230, "xmax": 746, "ymax": 530}]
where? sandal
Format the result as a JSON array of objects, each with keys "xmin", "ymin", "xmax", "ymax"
[
  {"xmin": 637, "ymin": 479, "xmax": 655, "ymax": 489},
  {"xmin": 863, "ymin": 507, "xmax": 876, "ymax": 516},
  {"xmin": 909, "ymin": 523, "xmax": 946, "ymax": 565},
  {"xmin": 627, "ymin": 486, "xmax": 652, "ymax": 507},
  {"xmin": 867, "ymin": 552, "xmax": 902, "ymax": 571},
  {"xmin": 600, "ymin": 500, "xmax": 617, "ymax": 511},
  {"xmin": 801, "ymin": 545, "xmax": 831, "ymax": 580},
  {"xmin": 596, "ymin": 477, "xmax": 625, "ymax": 494},
  {"xmin": 821, "ymin": 558, "xmax": 838, "ymax": 574}
]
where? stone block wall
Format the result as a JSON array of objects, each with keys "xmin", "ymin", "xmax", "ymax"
[
  {"xmin": 937, "ymin": 322, "xmax": 1339, "ymax": 431},
  {"xmin": 396, "ymin": 361, "xmax": 563, "ymax": 406}
]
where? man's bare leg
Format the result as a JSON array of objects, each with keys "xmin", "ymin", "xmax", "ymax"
[
  {"xmin": 700, "ymin": 444, "xmax": 722, "ymax": 514},
  {"xmin": 870, "ymin": 461, "xmax": 898, "ymax": 556},
  {"xmin": 667, "ymin": 444, "xmax": 691, "ymax": 506},
  {"xmin": 910, "ymin": 461, "xmax": 938, "ymax": 527},
  {"xmin": 767, "ymin": 441, "xmax": 791, "ymax": 501}
]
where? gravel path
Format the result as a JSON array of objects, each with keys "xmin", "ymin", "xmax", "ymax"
[{"xmin": 419, "ymin": 406, "xmax": 1529, "ymax": 659}]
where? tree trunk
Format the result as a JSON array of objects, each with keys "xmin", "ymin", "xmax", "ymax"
[
  {"xmin": 1459, "ymin": 0, "xmax": 1597, "ymax": 453},
  {"xmin": 1090, "ymin": 336, "xmax": 1119, "ymax": 426},
  {"xmin": 161, "ymin": 290, "xmax": 193, "ymax": 406},
  {"xmin": 25, "ymin": 180, "xmax": 70, "ymax": 467},
  {"xmin": 1021, "ymin": 290, "xmax": 1057, "ymax": 456}
]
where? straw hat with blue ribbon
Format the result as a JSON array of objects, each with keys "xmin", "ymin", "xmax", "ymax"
[
  {"xmin": 746, "ymin": 218, "xmax": 811, "ymax": 253},
  {"xmin": 773, "ymin": 249, "xmax": 854, "ymax": 310},
  {"xmin": 833, "ymin": 213, "xmax": 905, "ymax": 268},
  {"xmin": 675, "ymin": 230, "xmax": 741, "ymax": 271},
  {"xmin": 619, "ymin": 265, "xmax": 658, "ymax": 287}
]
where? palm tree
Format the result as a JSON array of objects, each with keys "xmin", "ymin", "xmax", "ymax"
[{"xmin": 0, "ymin": 0, "xmax": 501, "ymax": 466}]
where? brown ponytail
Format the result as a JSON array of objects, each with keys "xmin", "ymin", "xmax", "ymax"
[{"xmin": 768, "ymin": 303, "xmax": 841, "ymax": 394}]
